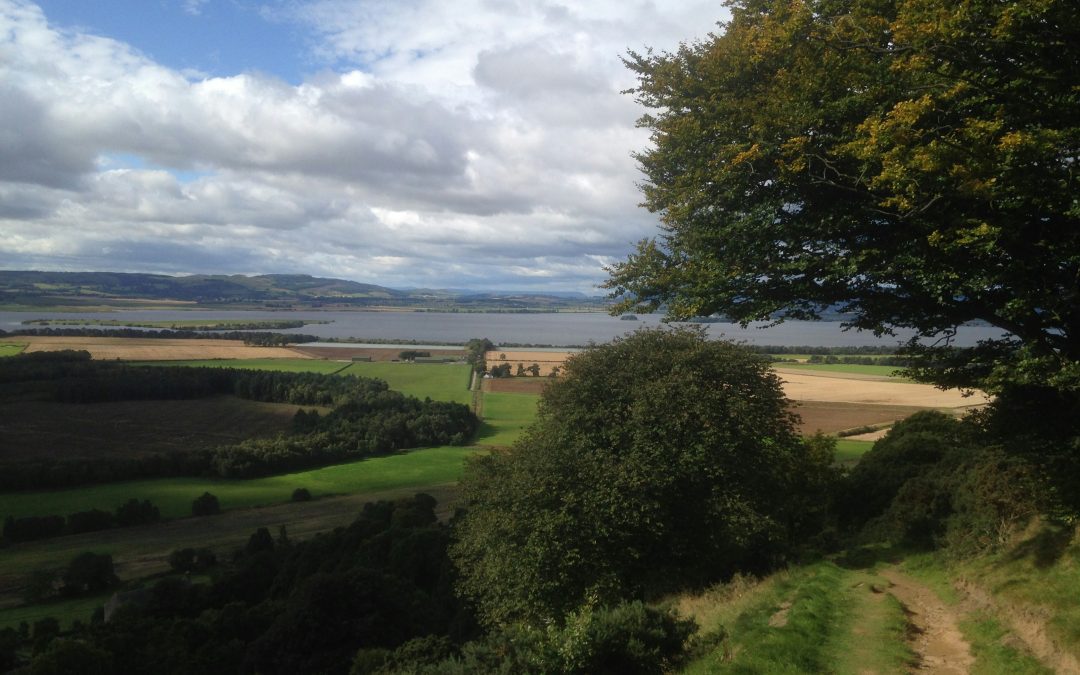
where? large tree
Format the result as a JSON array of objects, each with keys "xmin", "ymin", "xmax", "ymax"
[
  {"xmin": 451, "ymin": 328, "xmax": 833, "ymax": 626},
  {"xmin": 605, "ymin": 0, "xmax": 1079, "ymax": 394}
]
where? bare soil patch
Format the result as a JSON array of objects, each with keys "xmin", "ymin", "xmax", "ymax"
[
  {"xmin": 881, "ymin": 567, "xmax": 975, "ymax": 674},
  {"xmin": 0, "ymin": 396, "xmax": 304, "ymax": 462},
  {"xmin": 792, "ymin": 401, "xmax": 929, "ymax": 435},
  {"xmin": 21, "ymin": 335, "xmax": 307, "ymax": 360}
]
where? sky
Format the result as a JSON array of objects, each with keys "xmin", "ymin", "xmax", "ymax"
[{"xmin": 0, "ymin": 0, "xmax": 726, "ymax": 293}]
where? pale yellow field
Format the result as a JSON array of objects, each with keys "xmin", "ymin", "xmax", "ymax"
[
  {"xmin": 484, "ymin": 350, "xmax": 576, "ymax": 376},
  {"xmin": 20, "ymin": 336, "xmax": 309, "ymax": 361},
  {"xmin": 483, "ymin": 350, "xmax": 987, "ymax": 411},
  {"xmin": 772, "ymin": 367, "xmax": 989, "ymax": 408}
]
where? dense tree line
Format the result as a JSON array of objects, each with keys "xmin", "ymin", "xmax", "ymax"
[
  {"xmin": 3, "ymin": 500, "xmax": 160, "ymax": 545},
  {"xmin": 10, "ymin": 494, "xmax": 694, "ymax": 674},
  {"xmin": 0, "ymin": 353, "xmax": 477, "ymax": 490}
]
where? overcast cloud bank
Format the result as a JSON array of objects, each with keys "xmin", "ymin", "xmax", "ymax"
[{"xmin": 0, "ymin": 0, "xmax": 724, "ymax": 292}]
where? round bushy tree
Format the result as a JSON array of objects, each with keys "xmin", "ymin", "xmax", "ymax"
[{"xmin": 451, "ymin": 327, "xmax": 822, "ymax": 626}]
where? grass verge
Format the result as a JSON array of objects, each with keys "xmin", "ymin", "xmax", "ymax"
[{"xmin": 678, "ymin": 562, "xmax": 912, "ymax": 674}]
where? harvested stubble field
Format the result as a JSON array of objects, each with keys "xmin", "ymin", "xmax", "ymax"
[
  {"xmin": 773, "ymin": 367, "xmax": 990, "ymax": 407},
  {"xmin": 483, "ymin": 349, "xmax": 576, "ymax": 376},
  {"xmin": 0, "ymin": 396, "xmax": 305, "ymax": 462},
  {"xmin": 20, "ymin": 335, "xmax": 307, "ymax": 360}
]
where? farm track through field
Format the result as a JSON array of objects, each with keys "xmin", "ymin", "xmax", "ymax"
[{"xmin": 881, "ymin": 567, "xmax": 975, "ymax": 674}]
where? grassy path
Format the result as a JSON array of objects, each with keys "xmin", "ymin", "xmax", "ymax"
[{"xmin": 679, "ymin": 562, "xmax": 914, "ymax": 674}]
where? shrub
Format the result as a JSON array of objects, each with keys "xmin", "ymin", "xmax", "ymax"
[
  {"xmin": 191, "ymin": 492, "xmax": 220, "ymax": 517},
  {"xmin": 453, "ymin": 328, "xmax": 819, "ymax": 625},
  {"xmin": 114, "ymin": 499, "xmax": 160, "ymax": 527},
  {"xmin": 61, "ymin": 553, "xmax": 118, "ymax": 597},
  {"xmin": 291, "ymin": 487, "xmax": 312, "ymax": 502},
  {"xmin": 67, "ymin": 509, "xmax": 114, "ymax": 535}
]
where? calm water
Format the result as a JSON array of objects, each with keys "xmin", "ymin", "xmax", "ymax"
[{"xmin": 0, "ymin": 309, "xmax": 1005, "ymax": 348}]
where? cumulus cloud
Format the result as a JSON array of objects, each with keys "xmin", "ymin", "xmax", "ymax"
[{"xmin": 0, "ymin": 0, "xmax": 726, "ymax": 292}]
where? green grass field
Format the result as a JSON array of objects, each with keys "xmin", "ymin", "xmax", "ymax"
[
  {"xmin": 0, "ymin": 593, "xmax": 111, "ymax": 631},
  {"xmin": 835, "ymin": 439, "xmax": 875, "ymax": 465},
  {"xmin": 779, "ymin": 363, "xmax": 906, "ymax": 377},
  {"xmin": 0, "ymin": 343, "xmax": 27, "ymax": 357},
  {"xmin": 476, "ymin": 392, "xmax": 540, "ymax": 446},
  {"xmin": 0, "ymin": 446, "xmax": 478, "ymax": 521},
  {"xmin": 142, "ymin": 358, "xmax": 349, "ymax": 374},
  {"xmin": 340, "ymin": 362, "xmax": 472, "ymax": 405}
]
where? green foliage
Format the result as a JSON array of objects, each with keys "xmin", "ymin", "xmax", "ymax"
[
  {"xmin": 0, "ymin": 353, "xmax": 477, "ymax": 488},
  {"xmin": 191, "ymin": 492, "xmax": 221, "ymax": 517},
  {"xmin": 29, "ymin": 639, "xmax": 115, "ymax": 675},
  {"xmin": 453, "ymin": 328, "xmax": 829, "ymax": 625},
  {"xmin": 114, "ymin": 499, "xmax": 160, "ymax": 527},
  {"xmin": 408, "ymin": 602, "xmax": 693, "ymax": 675},
  {"xmin": 605, "ymin": 0, "xmax": 1079, "ymax": 397},
  {"xmin": 844, "ymin": 411, "xmax": 1041, "ymax": 554},
  {"xmin": 291, "ymin": 487, "xmax": 312, "ymax": 502},
  {"xmin": 167, "ymin": 547, "xmax": 217, "ymax": 574},
  {"xmin": 61, "ymin": 553, "xmax": 118, "ymax": 597}
]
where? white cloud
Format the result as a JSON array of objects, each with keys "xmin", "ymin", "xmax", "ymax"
[{"xmin": 0, "ymin": 0, "xmax": 728, "ymax": 291}]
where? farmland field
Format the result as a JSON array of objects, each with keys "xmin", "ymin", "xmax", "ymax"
[
  {"xmin": 0, "ymin": 445, "xmax": 477, "ymax": 521},
  {"xmin": 0, "ymin": 482, "xmax": 467, "ymax": 612},
  {"xmin": 0, "ymin": 343, "xmax": 26, "ymax": 357},
  {"xmin": 779, "ymin": 362, "xmax": 906, "ymax": 377},
  {"xmin": 793, "ymin": 401, "xmax": 929, "ymax": 435},
  {"xmin": 476, "ymin": 392, "xmax": 540, "ymax": 447},
  {"xmin": 0, "ymin": 396, "xmax": 305, "ymax": 462},
  {"xmin": 143, "ymin": 357, "xmax": 347, "ymax": 373},
  {"xmin": 835, "ymin": 439, "xmax": 875, "ymax": 465},
  {"xmin": 340, "ymin": 361, "xmax": 472, "ymax": 404},
  {"xmin": 20, "ymin": 335, "xmax": 306, "ymax": 360}
]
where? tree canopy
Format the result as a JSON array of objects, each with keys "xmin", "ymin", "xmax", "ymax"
[
  {"xmin": 605, "ymin": 0, "xmax": 1079, "ymax": 394},
  {"xmin": 451, "ymin": 328, "xmax": 832, "ymax": 626}
]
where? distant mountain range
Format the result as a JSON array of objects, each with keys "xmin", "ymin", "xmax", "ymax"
[{"xmin": 0, "ymin": 271, "xmax": 609, "ymax": 312}]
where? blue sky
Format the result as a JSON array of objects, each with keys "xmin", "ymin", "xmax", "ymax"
[
  {"xmin": 1, "ymin": 0, "xmax": 725, "ymax": 292},
  {"xmin": 36, "ymin": 1, "xmax": 308, "ymax": 81}
]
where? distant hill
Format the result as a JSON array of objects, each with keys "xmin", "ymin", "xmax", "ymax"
[{"xmin": 0, "ymin": 271, "xmax": 608, "ymax": 312}]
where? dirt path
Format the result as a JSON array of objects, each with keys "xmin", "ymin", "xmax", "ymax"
[{"xmin": 880, "ymin": 568, "xmax": 974, "ymax": 674}]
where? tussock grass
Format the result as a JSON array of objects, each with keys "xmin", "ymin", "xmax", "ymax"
[{"xmin": 960, "ymin": 612, "xmax": 1054, "ymax": 675}]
